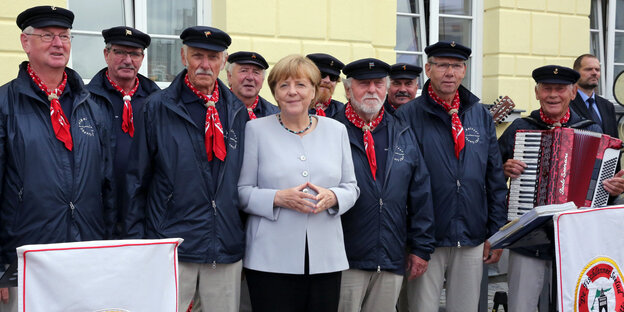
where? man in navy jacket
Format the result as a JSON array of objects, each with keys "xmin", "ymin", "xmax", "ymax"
[
  {"xmin": 87, "ymin": 26, "xmax": 160, "ymax": 237},
  {"xmin": 0, "ymin": 6, "xmax": 115, "ymax": 310},
  {"xmin": 336, "ymin": 58, "xmax": 435, "ymax": 312},
  {"xmin": 395, "ymin": 41, "xmax": 508, "ymax": 312},
  {"xmin": 125, "ymin": 26, "xmax": 247, "ymax": 312}
]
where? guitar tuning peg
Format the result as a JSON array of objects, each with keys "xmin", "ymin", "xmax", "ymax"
[{"xmin": 499, "ymin": 96, "xmax": 503, "ymax": 99}]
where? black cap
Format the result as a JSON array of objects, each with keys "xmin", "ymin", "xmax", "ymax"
[
  {"xmin": 390, "ymin": 63, "xmax": 422, "ymax": 79},
  {"xmin": 343, "ymin": 58, "xmax": 391, "ymax": 79},
  {"xmin": 16, "ymin": 6, "xmax": 74, "ymax": 30},
  {"xmin": 180, "ymin": 26, "xmax": 231, "ymax": 52},
  {"xmin": 424, "ymin": 41, "xmax": 471, "ymax": 60},
  {"xmin": 532, "ymin": 65, "xmax": 580, "ymax": 84},
  {"xmin": 306, "ymin": 53, "xmax": 344, "ymax": 77},
  {"xmin": 228, "ymin": 51, "xmax": 269, "ymax": 69},
  {"xmin": 102, "ymin": 26, "xmax": 151, "ymax": 49}
]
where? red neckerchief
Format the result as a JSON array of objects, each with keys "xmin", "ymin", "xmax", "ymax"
[
  {"xmin": 345, "ymin": 102, "xmax": 384, "ymax": 180},
  {"xmin": 388, "ymin": 99, "xmax": 399, "ymax": 110},
  {"xmin": 106, "ymin": 71, "xmax": 139, "ymax": 137},
  {"xmin": 539, "ymin": 108, "xmax": 570, "ymax": 127},
  {"xmin": 247, "ymin": 96, "xmax": 259, "ymax": 120},
  {"xmin": 27, "ymin": 64, "xmax": 72, "ymax": 151},
  {"xmin": 428, "ymin": 84, "xmax": 464, "ymax": 159},
  {"xmin": 314, "ymin": 97, "xmax": 332, "ymax": 117},
  {"xmin": 184, "ymin": 75, "xmax": 226, "ymax": 161}
]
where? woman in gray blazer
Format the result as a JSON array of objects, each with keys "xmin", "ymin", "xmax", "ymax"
[{"xmin": 238, "ymin": 54, "xmax": 359, "ymax": 312}]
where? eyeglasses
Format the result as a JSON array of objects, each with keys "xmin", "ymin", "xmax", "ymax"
[
  {"xmin": 110, "ymin": 48, "xmax": 144, "ymax": 60},
  {"xmin": 429, "ymin": 62, "xmax": 465, "ymax": 72},
  {"xmin": 25, "ymin": 33, "xmax": 73, "ymax": 43},
  {"xmin": 321, "ymin": 73, "xmax": 339, "ymax": 82}
]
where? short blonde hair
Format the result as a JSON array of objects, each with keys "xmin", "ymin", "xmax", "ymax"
[{"xmin": 267, "ymin": 54, "xmax": 321, "ymax": 108}]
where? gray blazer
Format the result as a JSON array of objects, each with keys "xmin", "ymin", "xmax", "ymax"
[{"xmin": 238, "ymin": 115, "xmax": 360, "ymax": 274}]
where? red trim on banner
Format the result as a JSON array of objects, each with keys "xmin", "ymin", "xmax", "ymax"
[
  {"xmin": 21, "ymin": 241, "xmax": 181, "ymax": 312},
  {"xmin": 555, "ymin": 205, "xmax": 624, "ymax": 311}
]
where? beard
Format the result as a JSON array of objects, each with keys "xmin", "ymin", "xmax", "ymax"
[
  {"xmin": 351, "ymin": 93, "xmax": 385, "ymax": 116},
  {"xmin": 578, "ymin": 79, "xmax": 598, "ymax": 90},
  {"xmin": 317, "ymin": 86, "xmax": 333, "ymax": 103}
]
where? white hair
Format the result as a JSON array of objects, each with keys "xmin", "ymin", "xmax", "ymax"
[
  {"xmin": 343, "ymin": 76, "xmax": 390, "ymax": 90},
  {"xmin": 535, "ymin": 82, "xmax": 575, "ymax": 91},
  {"xmin": 225, "ymin": 61, "xmax": 266, "ymax": 78}
]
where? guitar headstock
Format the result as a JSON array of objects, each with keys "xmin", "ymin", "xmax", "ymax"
[{"xmin": 490, "ymin": 95, "xmax": 516, "ymax": 124}]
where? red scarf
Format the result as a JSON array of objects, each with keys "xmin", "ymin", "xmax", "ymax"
[
  {"xmin": 27, "ymin": 64, "xmax": 72, "ymax": 151},
  {"xmin": 539, "ymin": 108, "xmax": 570, "ymax": 127},
  {"xmin": 247, "ymin": 96, "xmax": 259, "ymax": 120},
  {"xmin": 345, "ymin": 102, "xmax": 384, "ymax": 180},
  {"xmin": 428, "ymin": 84, "xmax": 464, "ymax": 159},
  {"xmin": 184, "ymin": 75, "xmax": 227, "ymax": 161},
  {"xmin": 314, "ymin": 98, "xmax": 332, "ymax": 117},
  {"xmin": 106, "ymin": 71, "xmax": 139, "ymax": 137}
]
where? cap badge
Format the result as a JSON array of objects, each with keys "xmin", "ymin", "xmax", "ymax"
[
  {"xmin": 51, "ymin": 6, "xmax": 57, "ymax": 10},
  {"xmin": 330, "ymin": 60, "xmax": 334, "ymax": 67},
  {"xmin": 402, "ymin": 65, "xmax": 407, "ymax": 70},
  {"xmin": 204, "ymin": 31, "xmax": 211, "ymax": 37},
  {"xmin": 125, "ymin": 29, "xmax": 132, "ymax": 36},
  {"xmin": 450, "ymin": 41, "xmax": 456, "ymax": 47},
  {"xmin": 251, "ymin": 54, "xmax": 256, "ymax": 59},
  {"xmin": 554, "ymin": 68, "xmax": 559, "ymax": 75},
  {"xmin": 369, "ymin": 62, "xmax": 375, "ymax": 69}
]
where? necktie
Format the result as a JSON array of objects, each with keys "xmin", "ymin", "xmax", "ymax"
[{"xmin": 587, "ymin": 98, "xmax": 602, "ymax": 124}]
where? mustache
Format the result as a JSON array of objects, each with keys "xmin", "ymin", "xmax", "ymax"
[
  {"xmin": 118, "ymin": 65, "xmax": 136, "ymax": 70},
  {"xmin": 362, "ymin": 93, "xmax": 382, "ymax": 102},
  {"xmin": 195, "ymin": 68, "xmax": 214, "ymax": 76},
  {"xmin": 394, "ymin": 91, "xmax": 411, "ymax": 98}
]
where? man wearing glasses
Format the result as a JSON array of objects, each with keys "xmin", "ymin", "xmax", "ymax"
[
  {"xmin": 87, "ymin": 26, "xmax": 160, "ymax": 237},
  {"xmin": 307, "ymin": 53, "xmax": 345, "ymax": 118},
  {"xmin": 395, "ymin": 41, "xmax": 507, "ymax": 312},
  {"xmin": 0, "ymin": 6, "xmax": 115, "ymax": 310}
]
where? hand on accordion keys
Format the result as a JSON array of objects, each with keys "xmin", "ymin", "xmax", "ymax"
[
  {"xmin": 602, "ymin": 169, "xmax": 624, "ymax": 196},
  {"xmin": 503, "ymin": 159, "xmax": 527, "ymax": 179}
]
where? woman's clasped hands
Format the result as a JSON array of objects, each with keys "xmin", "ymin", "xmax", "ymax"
[{"xmin": 274, "ymin": 182, "xmax": 338, "ymax": 214}]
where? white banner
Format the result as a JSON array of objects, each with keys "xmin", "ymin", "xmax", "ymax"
[
  {"xmin": 17, "ymin": 238, "xmax": 183, "ymax": 312},
  {"xmin": 555, "ymin": 206, "xmax": 624, "ymax": 312}
]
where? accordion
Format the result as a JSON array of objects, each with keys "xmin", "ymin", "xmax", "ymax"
[{"xmin": 507, "ymin": 127, "xmax": 622, "ymax": 220}]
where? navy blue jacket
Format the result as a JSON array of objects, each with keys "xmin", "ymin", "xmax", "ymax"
[
  {"xmin": 498, "ymin": 109, "xmax": 601, "ymax": 259},
  {"xmin": 0, "ymin": 62, "xmax": 116, "ymax": 263},
  {"xmin": 87, "ymin": 69, "xmax": 160, "ymax": 237},
  {"xmin": 383, "ymin": 98, "xmax": 397, "ymax": 115},
  {"xmin": 395, "ymin": 80, "xmax": 508, "ymax": 247},
  {"xmin": 336, "ymin": 110, "xmax": 435, "ymax": 274},
  {"xmin": 310, "ymin": 99, "xmax": 344, "ymax": 119},
  {"xmin": 251, "ymin": 95, "xmax": 279, "ymax": 118},
  {"xmin": 125, "ymin": 70, "xmax": 248, "ymax": 264}
]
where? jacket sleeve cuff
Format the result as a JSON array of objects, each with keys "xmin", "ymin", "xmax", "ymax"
[
  {"xmin": 410, "ymin": 249, "xmax": 431, "ymax": 261},
  {"xmin": 242, "ymin": 188, "xmax": 280, "ymax": 221}
]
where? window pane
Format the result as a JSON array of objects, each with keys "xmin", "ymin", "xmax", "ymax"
[
  {"xmin": 440, "ymin": 0, "xmax": 471, "ymax": 16},
  {"xmin": 68, "ymin": 0, "xmax": 124, "ymax": 31},
  {"xmin": 147, "ymin": 0, "xmax": 196, "ymax": 35},
  {"xmin": 397, "ymin": 16, "xmax": 422, "ymax": 52},
  {"xmin": 439, "ymin": 17, "xmax": 472, "ymax": 46},
  {"xmin": 148, "ymin": 38, "xmax": 184, "ymax": 82},
  {"xmin": 590, "ymin": 31, "xmax": 600, "ymax": 57},
  {"xmin": 398, "ymin": 0, "xmax": 419, "ymax": 14},
  {"xmin": 617, "ymin": 0, "xmax": 624, "ymax": 29},
  {"xmin": 71, "ymin": 34, "xmax": 107, "ymax": 79},
  {"xmin": 615, "ymin": 33, "xmax": 624, "ymax": 63},
  {"xmin": 590, "ymin": 0, "xmax": 599, "ymax": 29}
]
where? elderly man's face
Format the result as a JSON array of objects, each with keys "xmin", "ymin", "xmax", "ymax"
[
  {"xmin": 347, "ymin": 77, "xmax": 387, "ymax": 116},
  {"xmin": 105, "ymin": 44, "xmax": 144, "ymax": 83},
  {"xmin": 535, "ymin": 83, "xmax": 577, "ymax": 120},
  {"xmin": 227, "ymin": 63, "xmax": 264, "ymax": 102},
  {"xmin": 181, "ymin": 45, "xmax": 225, "ymax": 94},
  {"xmin": 424, "ymin": 56, "xmax": 466, "ymax": 99},
  {"xmin": 388, "ymin": 78, "xmax": 418, "ymax": 107},
  {"xmin": 21, "ymin": 26, "xmax": 71, "ymax": 70}
]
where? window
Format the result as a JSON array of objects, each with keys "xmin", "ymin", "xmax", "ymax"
[
  {"xmin": 68, "ymin": 0, "xmax": 204, "ymax": 86},
  {"xmin": 395, "ymin": 0, "xmax": 482, "ymax": 95},
  {"xmin": 591, "ymin": 0, "xmax": 624, "ymax": 101}
]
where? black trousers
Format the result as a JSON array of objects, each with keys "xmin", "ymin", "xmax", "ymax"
[{"xmin": 245, "ymin": 268, "xmax": 342, "ymax": 312}]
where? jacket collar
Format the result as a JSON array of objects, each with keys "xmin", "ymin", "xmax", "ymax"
[
  {"xmin": 88, "ymin": 67, "xmax": 154, "ymax": 100},
  {"xmin": 419, "ymin": 80, "xmax": 480, "ymax": 117}
]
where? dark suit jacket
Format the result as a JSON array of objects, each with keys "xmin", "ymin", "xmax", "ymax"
[{"xmin": 570, "ymin": 91, "xmax": 618, "ymax": 138}]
